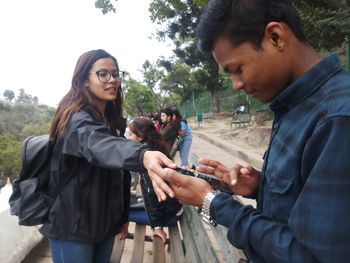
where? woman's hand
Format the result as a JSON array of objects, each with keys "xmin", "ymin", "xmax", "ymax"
[
  {"xmin": 143, "ymin": 151, "xmax": 177, "ymax": 202},
  {"xmin": 118, "ymin": 222, "xmax": 129, "ymax": 240},
  {"xmin": 152, "ymin": 227, "xmax": 167, "ymax": 243}
]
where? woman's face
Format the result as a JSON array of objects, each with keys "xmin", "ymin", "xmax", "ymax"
[
  {"xmin": 85, "ymin": 57, "xmax": 121, "ymax": 111},
  {"xmin": 126, "ymin": 127, "xmax": 142, "ymax": 142}
]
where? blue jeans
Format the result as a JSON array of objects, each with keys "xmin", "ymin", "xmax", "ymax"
[
  {"xmin": 180, "ymin": 136, "xmax": 192, "ymax": 167},
  {"xmin": 49, "ymin": 237, "xmax": 115, "ymax": 263}
]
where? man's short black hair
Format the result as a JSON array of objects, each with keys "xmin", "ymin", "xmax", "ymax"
[
  {"xmin": 197, "ymin": 0, "xmax": 307, "ymax": 53},
  {"xmin": 161, "ymin": 108, "xmax": 174, "ymax": 117}
]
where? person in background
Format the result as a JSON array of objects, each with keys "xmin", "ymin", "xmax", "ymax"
[
  {"xmin": 160, "ymin": 108, "xmax": 179, "ymax": 150},
  {"xmin": 43, "ymin": 49, "xmax": 176, "ymax": 263},
  {"xmin": 162, "ymin": 0, "xmax": 350, "ymax": 262},
  {"xmin": 152, "ymin": 111, "xmax": 162, "ymax": 133},
  {"xmin": 173, "ymin": 109, "xmax": 192, "ymax": 168},
  {"xmin": 127, "ymin": 118, "xmax": 183, "ymax": 242}
]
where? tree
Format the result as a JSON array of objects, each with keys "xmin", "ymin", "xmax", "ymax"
[
  {"xmin": 123, "ymin": 77, "xmax": 158, "ymax": 117},
  {"xmin": 294, "ymin": 0, "xmax": 350, "ymax": 51},
  {"xmin": 149, "ymin": 0, "xmax": 222, "ymax": 112},
  {"xmin": 3, "ymin": 90, "xmax": 15, "ymax": 102},
  {"xmin": 16, "ymin": 88, "xmax": 33, "ymax": 104},
  {"xmin": 0, "ymin": 133, "xmax": 21, "ymax": 181},
  {"xmin": 96, "ymin": 0, "xmax": 350, "ymax": 112},
  {"xmin": 141, "ymin": 60, "xmax": 166, "ymax": 109},
  {"xmin": 95, "ymin": 0, "xmax": 117, "ymax": 14}
]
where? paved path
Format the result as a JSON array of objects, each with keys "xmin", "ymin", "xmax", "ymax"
[{"xmin": 22, "ymin": 132, "xmax": 259, "ymax": 262}]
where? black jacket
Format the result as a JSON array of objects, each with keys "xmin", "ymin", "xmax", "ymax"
[
  {"xmin": 140, "ymin": 171, "xmax": 182, "ymax": 228},
  {"xmin": 40, "ymin": 110, "xmax": 148, "ymax": 242},
  {"xmin": 160, "ymin": 121, "xmax": 179, "ymax": 147}
]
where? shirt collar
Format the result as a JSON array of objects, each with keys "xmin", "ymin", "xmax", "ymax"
[{"xmin": 270, "ymin": 53, "xmax": 343, "ymax": 111}]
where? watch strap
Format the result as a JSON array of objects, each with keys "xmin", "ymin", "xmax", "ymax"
[{"xmin": 199, "ymin": 190, "xmax": 221, "ymax": 226}]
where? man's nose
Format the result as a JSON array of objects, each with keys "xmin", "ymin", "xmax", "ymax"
[{"xmin": 231, "ymin": 76, "xmax": 244, "ymax": 91}]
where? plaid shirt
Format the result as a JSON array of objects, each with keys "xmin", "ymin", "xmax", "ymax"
[{"xmin": 211, "ymin": 54, "xmax": 350, "ymax": 262}]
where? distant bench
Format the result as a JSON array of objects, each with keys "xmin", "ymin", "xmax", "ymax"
[
  {"xmin": 202, "ymin": 112, "xmax": 214, "ymax": 122},
  {"xmin": 231, "ymin": 113, "xmax": 251, "ymax": 129}
]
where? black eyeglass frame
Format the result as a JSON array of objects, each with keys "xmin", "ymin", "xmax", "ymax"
[{"xmin": 91, "ymin": 70, "xmax": 121, "ymax": 84}]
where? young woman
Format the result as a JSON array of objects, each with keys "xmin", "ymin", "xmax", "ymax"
[
  {"xmin": 173, "ymin": 109, "xmax": 192, "ymax": 168},
  {"xmin": 127, "ymin": 118, "xmax": 183, "ymax": 242},
  {"xmin": 42, "ymin": 49, "xmax": 175, "ymax": 262}
]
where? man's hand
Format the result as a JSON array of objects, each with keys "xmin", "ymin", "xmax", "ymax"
[
  {"xmin": 163, "ymin": 168, "xmax": 213, "ymax": 207},
  {"xmin": 143, "ymin": 150, "xmax": 177, "ymax": 201},
  {"xmin": 196, "ymin": 159, "xmax": 261, "ymax": 197}
]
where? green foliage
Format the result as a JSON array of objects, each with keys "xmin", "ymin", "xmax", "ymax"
[
  {"xmin": 0, "ymin": 133, "xmax": 21, "ymax": 179},
  {"xmin": 95, "ymin": 0, "xmax": 350, "ymax": 114},
  {"xmin": 0, "ymin": 90, "xmax": 55, "ymax": 181},
  {"xmin": 123, "ymin": 77, "xmax": 158, "ymax": 117},
  {"xmin": 95, "ymin": 0, "xmax": 117, "ymax": 14},
  {"xmin": 294, "ymin": 0, "xmax": 350, "ymax": 51},
  {"xmin": 0, "ymin": 100, "xmax": 11, "ymax": 112},
  {"xmin": 0, "ymin": 103, "xmax": 53, "ymax": 139},
  {"xmin": 3, "ymin": 90, "xmax": 15, "ymax": 102},
  {"xmin": 16, "ymin": 88, "xmax": 35, "ymax": 104}
]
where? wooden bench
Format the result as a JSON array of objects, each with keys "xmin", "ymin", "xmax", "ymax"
[
  {"xmin": 231, "ymin": 113, "xmax": 251, "ymax": 128},
  {"xmin": 110, "ymin": 154, "xmax": 249, "ymax": 262},
  {"xmin": 110, "ymin": 206, "xmax": 249, "ymax": 263},
  {"xmin": 110, "ymin": 222, "xmax": 178, "ymax": 263},
  {"xmin": 202, "ymin": 112, "xmax": 214, "ymax": 122}
]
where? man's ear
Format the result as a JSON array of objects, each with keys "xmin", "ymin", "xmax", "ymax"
[{"xmin": 265, "ymin": 22, "xmax": 285, "ymax": 50}]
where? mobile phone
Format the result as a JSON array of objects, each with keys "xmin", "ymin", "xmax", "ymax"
[{"xmin": 174, "ymin": 167, "xmax": 233, "ymax": 195}]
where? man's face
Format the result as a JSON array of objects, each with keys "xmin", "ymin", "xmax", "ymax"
[
  {"xmin": 212, "ymin": 35, "xmax": 289, "ymax": 103},
  {"xmin": 161, "ymin": 112, "xmax": 170, "ymax": 123}
]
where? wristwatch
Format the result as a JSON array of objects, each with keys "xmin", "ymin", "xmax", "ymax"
[{"xmin": 199, "ymin": 190, "xmax": 221, "ymax": 226}]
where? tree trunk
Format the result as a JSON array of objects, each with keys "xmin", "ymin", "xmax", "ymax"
[
  {"xmin": 207, "ymin": 59, "xmax": 220, "ymax": 113},
  {"xmin": 210, "ymin": 89, "xmax": 219, "ymax": 113}
]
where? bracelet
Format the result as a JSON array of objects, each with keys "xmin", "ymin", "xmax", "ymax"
[{"xmin": 199, "ymin": 190, "xmax": 221, "ymax": 226}]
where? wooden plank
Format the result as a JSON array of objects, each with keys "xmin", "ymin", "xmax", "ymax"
[
  {"xmin": 169, "ymin": 224, "xmax": 185, "ymax": 263},
  {"xmin": 130, "ymin": 224, "xmax": 146, "ymax": 263},
  {"xmin": 152, "ymin": 236, "xmax": 166, "ymax": 263},
  {"xmin": 181, "ymin": 206, "xmax": 221, "ymax": 263},
  {"xmin": 212, "ymin": 225, "xmax": 249, "ymax": 263},
  {"xmin": 180, "ymin": 213, "xmax": 202, "ymax": 263},
  {"xmin": 110, "ymin": 235, "xmax": 126, "ymax": 263}
]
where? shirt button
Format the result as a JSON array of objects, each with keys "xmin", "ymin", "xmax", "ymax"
[{"xmin": 273, "ymin": 123, "xmax": 279, "ymax": 129}]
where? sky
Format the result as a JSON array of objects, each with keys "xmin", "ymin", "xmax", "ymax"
[{"xmin": 0, "ymin": 0, "xmax": 174, "ymax": 107}]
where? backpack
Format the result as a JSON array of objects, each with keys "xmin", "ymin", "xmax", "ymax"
[{"xmin": 9, "ymin": 135, "xmax": 55, "ymax": 226}]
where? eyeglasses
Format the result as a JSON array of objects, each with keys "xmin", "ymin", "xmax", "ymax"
[{"xmin": 91, "ymin": 70, "xmax": 121, "ymax": 84}]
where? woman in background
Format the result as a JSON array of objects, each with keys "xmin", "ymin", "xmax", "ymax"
[
  {"xmin": 127, "ymin": 118, "xmax": 183, "ymax": 242},
  {"xmin": 173, "ymin": 109, "xmax": 192, "ymax": 168}
]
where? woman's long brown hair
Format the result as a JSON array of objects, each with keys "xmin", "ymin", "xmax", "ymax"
[
  {"xmin": 129, "ymin": 118, "xmax": 171, "ymax": 158},
  {"xmin": 49, "ymin": 49, "xmax": 125, "ymax": 139}
]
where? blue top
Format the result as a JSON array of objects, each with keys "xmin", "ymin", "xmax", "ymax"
[
  {"xmin": 179, "ymin": 121, "xmax": 191, "ymax": 137},
  {"xmin": 211, "ymin": 53, "xmax": 350, "ymax": 262}
]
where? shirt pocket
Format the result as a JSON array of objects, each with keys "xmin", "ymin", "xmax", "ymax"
[
  {"xmin": 264, "ymin": 167, "xmax": 297, "ymax": 221},
  {"xmin": 268, "ymin": 169, "xmax": 294, "ymax": 194}
]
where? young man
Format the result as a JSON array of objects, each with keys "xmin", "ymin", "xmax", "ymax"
[
  {"xmin": 163, "ymin": 0, "xmax": 350, "ymax": 262},
  {"xmin": 160, "ymin": 108, "xmax": 179, "ymax": 149}
]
